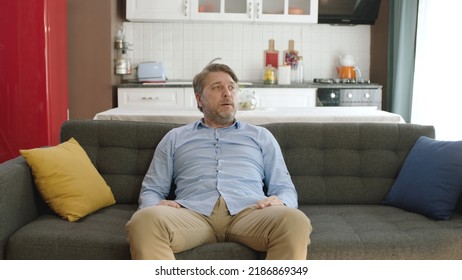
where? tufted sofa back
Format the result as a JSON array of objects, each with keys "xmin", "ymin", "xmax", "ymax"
[
  {"xmin": 60, "ymin": 120, "xmax": 434, "ymax": 206},
  {"xmin": 264, "ymin": 122, "xmax": 434, "ymax": 205},
  {"xmin": 61, "ymin": 120, "xmax": 181, "ymax": 204}
]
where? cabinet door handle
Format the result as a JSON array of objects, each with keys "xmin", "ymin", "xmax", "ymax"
[
  {"xmin": 184, "ymin": 0, "xmax": 189, "ymax": 17},
  {"xmin": 141, "ymin": 97, "xmax": 159, "ymax": 101},
  {"xmin": 256, "ymin": 1, "xmax": 261, "ymax": 19},
  {"xmin": 248, "ymin": 2, "xmax": 253, "ymax": 19}
]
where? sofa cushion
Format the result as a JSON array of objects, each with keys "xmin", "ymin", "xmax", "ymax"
[
  {"xmin": 20, "ymin": 138, "xmax": 116, "ymax": 222},
  {"xmin": 6, "ymin": 204, "xmax": 136, "ymax": 259},
  {"xmin": 301, "ymin": 205, "xmax": 462, "ymax": 259},
  {"xmin": 6, "ymin": 204, "xmax": 258, "ymax": 260},
  {"xmin": 383, "ymin": 136, "xmax": 462, "ymax": 220}
]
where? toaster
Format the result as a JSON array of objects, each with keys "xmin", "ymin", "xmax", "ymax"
[{"xmin": 137, "ymin": 61, "xmax": 166, "ymax": 82}]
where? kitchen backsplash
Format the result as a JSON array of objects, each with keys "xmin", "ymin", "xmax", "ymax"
[{"xmin": 122, "ymin": 21, "xmax": 371, "ymax": 81}]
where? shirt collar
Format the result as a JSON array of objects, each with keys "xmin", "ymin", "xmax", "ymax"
[{"xmin": 195, "ymin": 119, "xmax": 240, "ymax": 130}]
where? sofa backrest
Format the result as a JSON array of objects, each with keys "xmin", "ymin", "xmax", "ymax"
[
  {"xmin": 61, "ymin": 120, "xmax": 434, "ymax": 205},
  {"xmin": 264, "ymin": 122, "xmax": 435, "ymax": 205},
  {"xmin": 61, "ymin": 120, "xmax": 181, "ymax": 204}
]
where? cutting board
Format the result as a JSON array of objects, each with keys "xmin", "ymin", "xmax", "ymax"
[{"xmin": 264, "ymin": 39, "xmax": 279, "ymax": 68}]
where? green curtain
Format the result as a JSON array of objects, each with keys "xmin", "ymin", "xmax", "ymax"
[{"xmin": 387, "ymin": 0, "xmax": 419, "ymax": 122}]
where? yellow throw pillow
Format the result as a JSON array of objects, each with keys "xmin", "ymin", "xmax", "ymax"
[{"xmin": 20, "ymin": 138, "xmax": 116, "ymax": 222}]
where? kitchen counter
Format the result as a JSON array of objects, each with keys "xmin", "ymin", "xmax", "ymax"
[
  {"xmin": 117, "ymin": 80, "xmax": 382, "ymax": 89},
  {"xmin": 94, "ymin": 106, "xmax": 404, "ymax": 125}
]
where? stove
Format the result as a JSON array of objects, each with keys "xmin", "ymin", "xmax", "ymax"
[
  {"xmin": 313, "ymin": 78, "xmax": 382, "ymax": 109},
  {"xmin": 313, "ymin": 78, "xmax": 371, "ymax": 84}
]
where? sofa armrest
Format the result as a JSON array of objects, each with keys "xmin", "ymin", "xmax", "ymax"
[{"xmin": 0, "ymin": 156, "xmax": 39, "ymax": 259}]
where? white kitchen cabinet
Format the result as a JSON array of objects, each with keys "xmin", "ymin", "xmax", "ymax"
[
  {"xmin": 126, "ymin": 0, "xmax": 317, "ymax": 23},
  {"xmin": 118, "ymin": 86, "xmax": 316, "ymax": 109},
  {"xmin": 126, "ymin": 0, "xmax": 190, "ymax": 22},
  {"xmin": 184, "ymin": 87, "xmax": 197, "ymax": 108},
  {"xmin": 118, "ymin": 87, "xmax": 196, "ymax": 108},
  {"xmin": 190, "ymin": 0, "xmax": 254, "ymax": 21},
  {"xmin": 190, "ymin": 0, "xmax": 318, "ymax": 23},
  {"xmin": 251, "ymin": 88, "xmax": 316, "ymax": 108},
  {"xmin": 257, "ymin": 0, "xmax": 318, "ymax": 23}
]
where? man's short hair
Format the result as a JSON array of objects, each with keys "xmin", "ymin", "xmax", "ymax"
[{"xmin": 193, "ymin": 63, "xmax": 239, "ymax": 96}]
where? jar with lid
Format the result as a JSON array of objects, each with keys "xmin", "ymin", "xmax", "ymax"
[
  {"xmin": 238, "ymin": 89, "xmax": 257, "ymax": 110},
  {"xmin": 263, "ymin": 65, "xmax": 277, "ymax": 84}
]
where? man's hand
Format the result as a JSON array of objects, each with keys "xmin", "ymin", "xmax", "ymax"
[
  {"xmin": 158, "ymin": 200, "xmax": 181, "ymax": 208},
  {"xmin": 256, "ymin": 195, "xmax": 285, "ymax": 209}
]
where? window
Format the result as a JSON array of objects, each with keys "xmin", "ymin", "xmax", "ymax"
[{"xmin": 412, "ymin": 0, "xmax": 462, "ymax": 140}]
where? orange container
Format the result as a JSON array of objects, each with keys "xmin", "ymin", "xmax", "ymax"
[{"xmin": 337, "ymin": 66, "xmax": 356, "ymax": 79}]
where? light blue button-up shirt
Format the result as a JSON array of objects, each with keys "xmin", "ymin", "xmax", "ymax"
[{"xmin": 138, "ymin": 119, "xmax": 298, "ymax": 216}]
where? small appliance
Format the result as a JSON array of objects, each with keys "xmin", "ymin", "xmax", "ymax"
[{"xmin": 137, "ymin": 61, "xmax": 166, "ymax": 82}]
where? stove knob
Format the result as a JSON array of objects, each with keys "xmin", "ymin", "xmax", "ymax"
[
  {"xmin": 364, "ymin": 92, "xmax": 370, "ymax": 99},
  {"xmin": 330, "ymin": 92, "xmax": 336, "ymax": 99},
  {"xmin": 347, "ymin": 93, "xmax": 353, "ymax": 98}
]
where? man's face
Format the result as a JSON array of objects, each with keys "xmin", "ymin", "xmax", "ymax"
[{"xmin": 196, "ymin": 71, "xmax": 238, "ymax": 128}]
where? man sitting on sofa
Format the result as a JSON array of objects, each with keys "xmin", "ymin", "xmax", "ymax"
[{"xmin": 125, "ymin": 63, "xmax": 312, "ymax": 260}]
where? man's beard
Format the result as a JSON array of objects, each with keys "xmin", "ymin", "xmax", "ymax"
[{"xmin": 203, "ymin": 103, "xmax": 236, "ymax": 126}]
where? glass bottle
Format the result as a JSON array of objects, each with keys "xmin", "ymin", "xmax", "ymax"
[{"xmin": 297, "ymin": 56, "xmax": 304, "ymax": 83}]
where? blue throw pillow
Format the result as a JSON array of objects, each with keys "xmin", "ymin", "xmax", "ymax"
[{"xmin": 383, "ymin": 136, "xmax": 462, "ymax": 220}]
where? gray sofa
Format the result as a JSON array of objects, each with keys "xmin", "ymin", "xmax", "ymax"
[{"xmin": 1, "ymin": 120, "xmax": 462, "ymax": 260}]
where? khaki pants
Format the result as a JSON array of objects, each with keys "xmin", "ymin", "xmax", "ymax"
[{"xmin": 125, "ymin": 197, "xmax": 312, "ymax": 260}]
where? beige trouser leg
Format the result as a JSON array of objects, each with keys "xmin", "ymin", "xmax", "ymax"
[
  {"xmin": 125, "ymin": 205, "xmax": 217, "ymax": 260},
  {"xmin": 125, "ymin": 197, "xmax": 312, "ymax": 260},
  {"xmin": 228, "ymin": 205, "xmax": 312, "ymax": 260}
]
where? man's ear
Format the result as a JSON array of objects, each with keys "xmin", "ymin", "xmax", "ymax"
[{"xmin": 195, "ymin": 93, "xmax": 203, "ymax": 108}]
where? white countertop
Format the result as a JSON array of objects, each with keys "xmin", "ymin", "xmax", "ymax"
[{"xmin": 93, "ymin": 106, "xmax": 405, "ymax": 125}]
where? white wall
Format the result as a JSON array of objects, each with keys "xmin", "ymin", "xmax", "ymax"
[{"xmin": 122, "ymin": 22, "xmax": 371, "ymax": 82}]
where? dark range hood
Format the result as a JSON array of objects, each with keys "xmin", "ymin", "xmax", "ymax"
[{"xmin": 318, "ymin": 0, "xmax": 382, "ymax": 25}]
